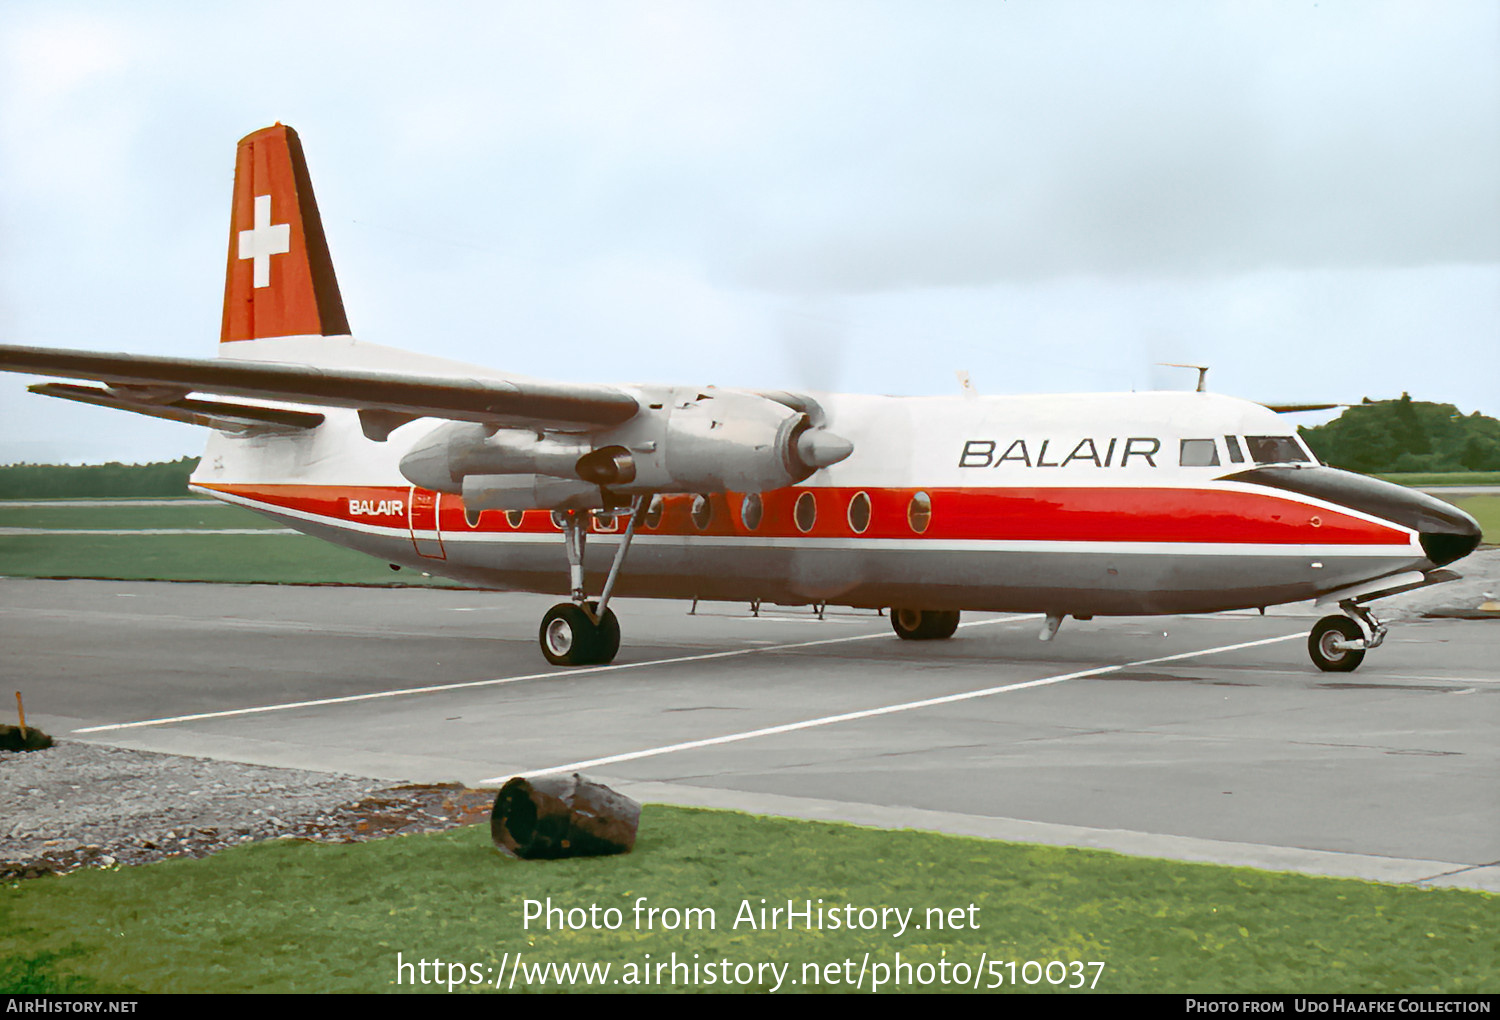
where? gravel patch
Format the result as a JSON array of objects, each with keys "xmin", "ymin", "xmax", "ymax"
[
  {"xmin": 1, "ymin": 742, "xmax": 494, "ymax": 881},
  {"xmin": 1379, "ymin": 547, "xmax": 1500, "ymax": 619}
]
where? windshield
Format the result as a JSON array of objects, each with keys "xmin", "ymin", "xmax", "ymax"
[{"xmin": 1244, "ymin": 436, "xmax": 1311, "ymax": 465}]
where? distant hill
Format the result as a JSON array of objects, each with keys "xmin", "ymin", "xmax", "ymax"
[
  {"xmin": 1299, "ymin": 395, "xmax": 1500, "ymax": 474},
  {"xmin": 0, "ymin": 456, "xmax": 199, "ymax": 499}
]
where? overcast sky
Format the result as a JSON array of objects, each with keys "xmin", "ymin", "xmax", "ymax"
[{"xmin": 2, "ymin": 0, "xmax": 1496, "ymax": 463}]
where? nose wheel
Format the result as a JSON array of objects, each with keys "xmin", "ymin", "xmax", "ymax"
[
  {"xmin": 1307, "ymin": 615, "xmax": 1365, "ymax": 672},
  {"xmin": 1307, "ymin": 602, "xmax": 1385, "ymax": 673}
]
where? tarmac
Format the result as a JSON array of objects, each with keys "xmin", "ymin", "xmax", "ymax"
[{"xmin": 2, "ymin": 577, "xmax": 1496, "ymax": 891}]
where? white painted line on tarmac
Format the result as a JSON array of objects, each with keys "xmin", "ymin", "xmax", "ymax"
[
  {"xmin": 72, "ymin": 613, "xmax": 1041, "ymax": 734},
  {"xmin": 504, "ymin": 632, "xmax": 1305, "ymax": 782}
]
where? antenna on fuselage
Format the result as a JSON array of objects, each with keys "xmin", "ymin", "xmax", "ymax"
[{"xmin": 1158, "ymin": 363, "xmax": 1209, "ymax": 392}]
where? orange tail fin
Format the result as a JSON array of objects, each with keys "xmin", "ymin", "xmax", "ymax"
[{"xmin": 220, "ymin": 124, "xmax": 350, "ymax": 343}]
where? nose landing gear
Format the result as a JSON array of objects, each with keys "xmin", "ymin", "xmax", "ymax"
[{"xmin": 1308, "ymin": 602, "xmax": 1386, "ymax": 673}]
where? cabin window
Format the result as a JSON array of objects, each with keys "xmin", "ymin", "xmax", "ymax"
[
  {"xmin": 847, "ymin": 491, "xmax": 872, "ymax": 534},
  {"xmin": 1245, "ymin": 436, "xmax": 1311, "ymax": 465},
  {"xmin": 505, "ymin": 509, "xmax": 525, "ymax": 529},
  {"xmin": 1224, "ymin": 435, "xmax": 1245, "ymax": 464},
  {"xmin": 691, "ymin": 494, "xmax": 713, "ymax": 531},
  {"xmin": 907, "ymin": 491, "xmax": 932, "ymax": 534},
  {"xmin": 550, "ymin": 510, "xmax": 568, "ymax": 530},
  {"xmin": 794, "ymin": 491, "xmax": 817, "ymax": 533},
  {"xmin": 1179, "ymin": 439, "xmax": 1220, "ymax": 467},
  {"xmin": 644, "ymin": 494, "xmax": 664, "ymax": 529},
  {"xmin": 741, "ymin": 492, "xmax": 763, "ymax": 531}
]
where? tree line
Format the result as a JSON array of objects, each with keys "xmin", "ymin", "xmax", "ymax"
[
  {"xmin": 0, "ymin": 456, "xmax": 199, "ymax": 499},
  {"xmin": 1298, "ymin": 395, "xmax": 1500, "ymax": 474}
]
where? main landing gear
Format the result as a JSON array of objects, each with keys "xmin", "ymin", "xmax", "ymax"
[
  {"xmin": 890, "ymin": 608, "xmax": 960, "ymax": 640},
  {"xmin": 1307, "ymin": 602, "xmax": 1386, "ymax": 673},
  {"xmin": 538, "ymin": 497, "xmax": 643, "ymax": 667}
]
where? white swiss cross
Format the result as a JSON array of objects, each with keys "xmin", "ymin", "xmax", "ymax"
[{"xmin": 237, "ymin": 194, "xmax": 291, "ymax": 288}]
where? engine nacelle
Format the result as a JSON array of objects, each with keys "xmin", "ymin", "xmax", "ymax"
[
  {"xmin": 599, "ymin": 389, "xmax": 853, "ymax": 495},
  {"xmin": 461, "ymin": 473, "xmax": 603, "ymax": 512},
  {"xmin": 400, "ymin": 423, "xmax": 591, "ymax": 494},
  {"xmin": 397, "ymin": 388, "xmax": 854, "ymax": 508}
]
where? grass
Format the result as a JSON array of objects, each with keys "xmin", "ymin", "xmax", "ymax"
[
  {"xmin": 0, "ymin": 501, "xmax": 287, "ymax": 530},
  {"xmin": 1377, "ymin": 472, "xmax": 1500, "ymax": 486},
  {"xmin": 2, "ymin": 808, "xmax": 1495, "ymax": 995},
  {"xmin": 0, "ymin": 499, "xmax": 461, "ymax": 586},
  {"xmin": 0, "ymin": 533, "xmax": 460, "ymax": 586},
  {"xmin": 1448, "ymin": 495, "xmax": 1498, "ymax": 544}
]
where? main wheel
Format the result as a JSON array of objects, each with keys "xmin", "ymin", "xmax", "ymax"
[
  {"xmin": 540, "ymin": 603, "xmax": 600, "ymax": 666},
  {"xmin": 1308, "ymin": 615, "xmax": 1366, "ymax": 673},
  {"xmin": 890, "ymin": 608, "xmax": 961, "ymax": 640},
  {"xmin": 582, "ymin": 601, "xmax": 621, "ymax": 664}
]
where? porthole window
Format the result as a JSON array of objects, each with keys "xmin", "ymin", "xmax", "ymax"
[
  {"xmin": 644, "ymin": 494, "xmax": 664, "ymax": 529},
  {"xmin": 505, "ymin": 509, "xmax": 525, "ymax": 529},
  {"xmin": 847, "ymin": 491, "xmax": 871, "ymax": 534},
  {"xmin": 907, "ymin": 491, "xmax": 932, "ymax": 534},
  {"xmin": 691, "ymin": 494, "xmax": 713, "ymax": 531},
  {"xmin": 794, "ymin": 491, "xmax": 817, "ymax": 533},
  {"xmin": 741, "ymin": 492, "xmax": 763, "ymax": 531}
]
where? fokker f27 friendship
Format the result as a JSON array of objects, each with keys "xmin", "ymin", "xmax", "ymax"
[{"xmin": 0, "ymin": 125, "xmax": 1483, "ymax": 671}]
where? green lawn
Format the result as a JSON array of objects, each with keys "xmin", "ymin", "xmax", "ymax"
[
  {"xmin": 0, "ymin": 532, "xmax": 460, "ymax": 586},
  {"xmin": 1448, "ymin": 495, "xmax": 1498, "ymax": 544},
  {"xmin": 3, "ymin": 808, "xmax": 1495, "ymax": 995},
  {"xmin": 1377, "ymin": 472, "xmax": 1500, "ymax": 486},
  {"xmin": 0, "ymin": 501, "xmax": 287, "ymax": 530},
  {"xmin": 0, "ymin": 498, "xmax": 461, "ymax": 586}
]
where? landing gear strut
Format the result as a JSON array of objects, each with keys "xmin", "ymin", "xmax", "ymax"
[
  {"xmin": 1308, "ymin": 601, "xmax": 1386, "ymax": 673},
  {"xmin": 539, "ymin": 497, "xmax": 643, "ymax": 666}
]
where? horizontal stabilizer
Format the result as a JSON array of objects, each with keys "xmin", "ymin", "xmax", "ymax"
[{"xmin": 2, "ymin": 344, "xmax": 640, "ymax": 433}]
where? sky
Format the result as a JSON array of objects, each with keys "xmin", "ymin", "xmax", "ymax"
[{"xmin": 2, "ymin": 0, "xmax": 1496, "ymax": 464}]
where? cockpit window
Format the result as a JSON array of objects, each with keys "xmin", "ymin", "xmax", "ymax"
[
  {"xmin": 1244, "ymin": 436, "xmax": 1311, "ymax": 465},
  {"xmin": 1224, "ymin": 435, "xmax": 1245, "ymax": 464},
  {"xmin": 1180, "ymin": 439, "xmax": 1220, "ymax": 467}
]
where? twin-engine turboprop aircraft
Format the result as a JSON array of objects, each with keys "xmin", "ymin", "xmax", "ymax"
[{"xmin": 0, "ymin": 125, "xmax": 1483, "ymax": 671}]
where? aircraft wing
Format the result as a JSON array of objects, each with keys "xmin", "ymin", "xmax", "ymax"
[
  {"xmin": 0, "ymin": 343, "xmax": 640, "ymax": 438},
  {"xmin": 1263, "ymin": 402, "xmax": 1342, "ymax": 414}
]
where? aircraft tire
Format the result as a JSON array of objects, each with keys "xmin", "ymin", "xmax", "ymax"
[
  {"xmin": 583, "ymin": 601, "xmax": 621, "ymax": 665},
  {"xmin": 540, "ymin": 603, "xmax": 602, "ymax": 666},
  {"xmin": 1308, "ymin": 615, "xmax": 1365, "ymax": 673},
  {"xmin": 890, "ymin": 608, "xmax": 960, "ymax": 640}
]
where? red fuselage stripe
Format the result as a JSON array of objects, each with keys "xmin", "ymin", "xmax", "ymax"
[{"xmin": 199, "ymin": 483, "xmax": 1413, "ymax": 546}]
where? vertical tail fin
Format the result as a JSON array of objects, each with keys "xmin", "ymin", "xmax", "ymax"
[{"xmin": 220, "ymin": 124, "xmax": 351, "ymax": 343}]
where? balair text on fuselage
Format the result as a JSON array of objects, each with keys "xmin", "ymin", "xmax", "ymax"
[
  {"xmin": 349, "ymin": 498, "xmax": 405, "ymax": 516},
  {"xmin": 958, "ymin": 437, "xmax": 1162, "ymax": 469}
]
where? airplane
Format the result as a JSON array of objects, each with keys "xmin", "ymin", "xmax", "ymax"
[{"xmin": 0, "ymin": 124, "xmax": 1483, "ymax": 672}]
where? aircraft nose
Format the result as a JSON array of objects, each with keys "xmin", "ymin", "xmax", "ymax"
[
  {"xmin": 1419, "ymin": 509, "xmax": 1482, "ymax": 567},
  {"xmin": 1223, "ymin": 465, "xmax": 1484, "ymax": 568}
]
